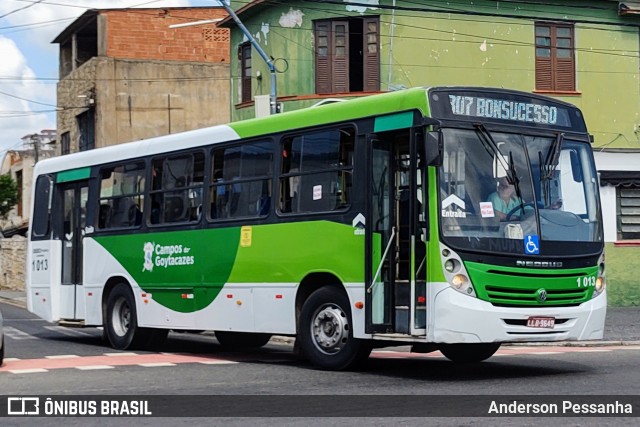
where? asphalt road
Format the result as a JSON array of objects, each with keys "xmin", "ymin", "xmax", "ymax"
[{"xmin": 1, "ymin": 301, "xmax": 639, "ymax": 426}]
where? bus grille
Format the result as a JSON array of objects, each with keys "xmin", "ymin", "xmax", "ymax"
[{"xmin": 484, "ymin": 285, "xmax": 589, "ymax": 307}]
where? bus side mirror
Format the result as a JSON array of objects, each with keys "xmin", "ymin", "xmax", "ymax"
[
  {"xmin": 425, "ymin": 131, "xmax": 443, "ymax": 167},
  {"xmin": 570, "ymin": 150, "xmax": 583, "ymax": 182}
]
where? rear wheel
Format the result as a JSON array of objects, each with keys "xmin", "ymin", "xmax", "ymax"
[
  {"xmin": 299, "ymin": 286, "xmax": 371, "ymax": 370},
  {"xmin": 439, "ymin": 343, "xmax": 501, "ymax": 363},
  {"xmin": 105, "ymin": 283, "xmax": 166, "ymax": 350},
  {"xmin": 215, "ymin": 331, "xmax": 272, "ymax": 349}
]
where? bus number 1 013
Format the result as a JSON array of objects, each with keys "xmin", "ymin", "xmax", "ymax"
[
  {"xmin": 32, "ymin": 258, "xmax": 49, "ymax": 272},
  {"xmin": 577, "ymin": 276, "xmax": 596, "ymax": 288}
]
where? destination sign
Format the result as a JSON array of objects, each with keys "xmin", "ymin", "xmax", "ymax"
[
  {"xmin": 428, "ymin": 88, "xmax": 587, "ymax": 133},
  {"xmin": 449, "ymin": 95, "xmax": 558, "ymax": 125}
]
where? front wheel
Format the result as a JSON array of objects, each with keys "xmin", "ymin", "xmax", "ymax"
[
  {"xmin": 298, "ymin": 286, "xmax": 371, "ymax": 370},
  {"xmin": 439, "ymin": 343, "xmax": 501, "ymax": 363}
]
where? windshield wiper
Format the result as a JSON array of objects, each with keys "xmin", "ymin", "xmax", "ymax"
[
  {"xmin": 474, "ymin": 124, "xmax": 527, "ymax": 217},
  {"xmin": 542, "ymin": 133, "xmax": 564, "ymax": 180},
  {"xmin": 473, "ymin": 123, "xmax": 517, "ymax": 186}
]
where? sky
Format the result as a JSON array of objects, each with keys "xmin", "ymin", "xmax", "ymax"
[{"xmin": 0, "ymin": 0, "xmax": 222, "ymax": 154}]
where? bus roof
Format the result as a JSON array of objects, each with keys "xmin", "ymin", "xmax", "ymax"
[{"xmin": 33, "ymin": 87, "xmax": 431, "ymax": 176}]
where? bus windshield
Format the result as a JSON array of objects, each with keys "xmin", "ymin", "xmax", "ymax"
[{"xmin": 438, "ymin": 127, "xmax": 602, "ymax": 254}]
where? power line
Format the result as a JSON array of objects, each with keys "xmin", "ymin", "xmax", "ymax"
[{"xmin": 0, "ymin": 0, "xmax": 46, "ymax": 20}]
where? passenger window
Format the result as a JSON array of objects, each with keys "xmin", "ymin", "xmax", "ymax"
[
  {"xmin": 98, "ymin": 162, "xmax": 145, "ymax": 229},
  {"xmin": 209, "ymin": 141, "xmax": 273, "ymax": 220},
  {"xmin": 150, "ymin": 152, "xmax": 204, "ymax": 225},
  {"xmin": 280, "ymin": 128, "xmax": 354, "ymax": 214}
]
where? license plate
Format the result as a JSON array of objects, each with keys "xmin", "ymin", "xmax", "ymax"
[{"xmin": 526, "ymin": 316, "xmax": 555, "ymax": 329}]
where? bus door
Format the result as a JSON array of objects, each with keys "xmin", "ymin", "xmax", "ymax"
[
  {"xmin": 366, "ymin": 128, "xmax": 427, "ymax": 336},
  {"xmin": 57, "ymin": 179, "xmax": 89, "ymax": 320}
]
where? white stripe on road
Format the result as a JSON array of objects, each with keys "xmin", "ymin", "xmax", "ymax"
[
  {"xmin": 75, "ymin": 365, "xmax": 115, "ymax": 370},
  {"xmin": 138, "ymin": 363, "xmax": 177, "ymax": 367},
  {"xmin": 45, "ymin": 355, "xmax": 80, "ymax": 359},
  {"xmin": 9, "ymin": 368, "xmax": 48, "ymax": 374},
  {"xmin": 3, "ymin": 326, "xmax": 39, "ymax": 340},
  {"xmin": 44, "ymin": 325, "xmax": 95, "ymax": 338}
]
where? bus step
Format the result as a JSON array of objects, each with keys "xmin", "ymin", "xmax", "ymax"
[{"xmin": 58, "ymin": 319, "xmax": 86, "ymax": 328}]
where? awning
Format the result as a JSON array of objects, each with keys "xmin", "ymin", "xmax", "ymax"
[{"xmin": 599, "ymin": 170, "xmax": 640, "ymax": 186}]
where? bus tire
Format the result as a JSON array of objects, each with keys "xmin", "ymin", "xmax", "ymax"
[
  {"xmin": 105, "ymin": 283, "xmax": 151, "ymax": 350},
  {"xmin": 439, "ymin": 343, "xmax": 501, "ymax": 363},
  {"xmin": 299, "ymin": 286, "xmax": 371, "ymax": 371},
  {"xmin": 215, "ymin": 331, "xmax": 272, "ymax": 348}
]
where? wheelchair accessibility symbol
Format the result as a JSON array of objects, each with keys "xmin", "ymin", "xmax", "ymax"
[{"xmin": 524, "ymin": 235, "xmax": 540, "ymax": 255}]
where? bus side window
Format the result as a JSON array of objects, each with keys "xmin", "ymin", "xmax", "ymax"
[
  {"xmin": 32, "ymin": 175, "xmax": 53, "ymax": 238},
  {"xmin": 209, "ymin": 140, "xmax": 273, "ymax": 220}
]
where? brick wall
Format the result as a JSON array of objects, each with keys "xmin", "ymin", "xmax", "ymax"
[
  {"xmin": 104, "ymin": 8, "xmax": 230, "ymax": 63},
  {"xmin": 0, "ymin": 236, "xmax": 26, "ymax": 291}
]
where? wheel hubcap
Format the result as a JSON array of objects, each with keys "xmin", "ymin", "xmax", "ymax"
[
  {"xmin": 112, "ymin": 297, "xmax": 131, "ymax": 337},
  {"xmin": 311, "ymin": 304, "xmax": 349, "ymax": 355}
]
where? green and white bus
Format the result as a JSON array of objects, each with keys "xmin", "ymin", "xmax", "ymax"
[{"xmin": 27, "ymin": 87, "xmax": 605, "ymax": 370}]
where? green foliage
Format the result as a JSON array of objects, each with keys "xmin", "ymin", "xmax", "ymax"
[
  {"xmin": 605, "ymin": 243, "xmax": 640, "ymax": 307},
  {"xmin": 0, "ymin": 174, "xmax": 19, "ymax": 219}
]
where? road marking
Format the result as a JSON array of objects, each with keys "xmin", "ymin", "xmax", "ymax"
[
  {"xmin": 198, "ymin": 360, "xmax": 239, "ymax": 365},
  {"xmin": 76, "ymin": 365, "xmax": 115, "ymax": 370},
  {"xmin": 139, "ymin": 363, "xmax": 177, "ymax": 367},
  {"xmin": 3, "ymin": 326, "xmax": 39, "ymax": 340},
  {"xmin": 8, "ymin": 368, "xmax": 48, "ymax": 374},
  {"xmin": 44, "ymin": 325, "xmax": 95, "ymax": 338},
  {"xmin": 104, "ymin": 352, "xmax": 139, "ymax": 357},
  {"xmin": 0, "ymin": 353, "xmax": 237, "ymax": 374},
  {"xmin": 45, "ymin": 355, "xmax": 80, "ymax": 359}
]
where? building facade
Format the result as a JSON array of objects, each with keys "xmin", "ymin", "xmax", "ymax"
[
  {"xmin": 222, "ymin": 0, "xmax": 640, "ymax": 242},
  {"xmin": 0, "ymin": 130, "xmax": 56, "ymax": 236},
  {"xmin": 55, "ymin": 7, "xmax": 231, "ymax": 154},
  {"xmin": 222, "ymin": 0, "xmax": 640, "ymax": 304}
]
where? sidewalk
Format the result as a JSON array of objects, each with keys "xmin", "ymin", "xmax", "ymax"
[{"xmin": 1, "ymin": 290, "xmax": 637, "ymax": 344}]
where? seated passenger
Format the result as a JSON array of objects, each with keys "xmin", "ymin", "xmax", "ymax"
[{"xmin": 486, "ymin": 177, "xmax": 522, "ymax": 221}]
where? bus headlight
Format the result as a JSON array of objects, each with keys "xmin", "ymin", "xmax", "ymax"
[
  {"xmin": 451, "ymin": 274, "xmax": 466, "ymax": 288},
  {"xmin": 440, "ymin": 244, "xmax": 477, "ymax": 298},
  {"xmin": 595, "ymin": 277, "xmax": 604, "ymax": 292},
  {"xmin": 592, "ymin": 253, "xmax": 605, "ymax": 298}
]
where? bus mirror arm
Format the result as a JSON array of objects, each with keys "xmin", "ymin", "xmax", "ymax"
[{"xmin": 424, "ymin": 130, "xmax": 443, "ymax": 167}]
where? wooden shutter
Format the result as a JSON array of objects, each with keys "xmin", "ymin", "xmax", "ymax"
[
  {"xmin": 535, "ymin": 24, "xmax": 553, "ymax": 90},
  {"xmin": 363, "ymin": 17, "xmax": 380, "ymax": 92},
  {"xmin": 315, "ymin": 21, "xmax": 332, "ymax": 94},
  {"xmin": 331, "ymin": 21, "xmax": 349, "ymax": 93},
  {"xmin": 240, "ymin": 43, "xmax": 252, "ymax": 103},
  {"xmin": 554, "ymin": 25, "xmax": 575, "ymax": 91},
  {"xmin": 535, "ymin": 23, "xmax": 575, "ymax": 92}
]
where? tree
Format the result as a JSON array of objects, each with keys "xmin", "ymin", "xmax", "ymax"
[{"xmin": 0, "ymin": 174, "xmax": 19, "ymax": 219}]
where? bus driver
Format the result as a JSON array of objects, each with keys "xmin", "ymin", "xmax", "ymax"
[{"xmin": 487, "ymin": 177, "xmax": 521, "ymax": 221}]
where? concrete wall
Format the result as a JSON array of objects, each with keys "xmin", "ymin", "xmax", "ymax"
[
  {"xmin": 0, "ymin": 236, "xmax": 25, "ymax": 291},
  {"xmin": 57, "ymin": 57, "xmax": 231, "ymax": 151}
]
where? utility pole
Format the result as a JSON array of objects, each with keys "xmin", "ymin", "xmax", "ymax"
[
  {"xmin": 30, "ymin": 133, "xmax": 39, "ymax": 164},
  {"xmin": 220, "ymin": 2, "xmax": 278, "ymax": 115}
]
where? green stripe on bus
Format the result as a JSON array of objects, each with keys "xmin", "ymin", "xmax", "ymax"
[
  {"xmin": 57, "ymin": 167, "xmax": 91, "ymax": 183},
  {"xmin": 374, "ymin": 111, "xmax": 414, "ymax": 132}
]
